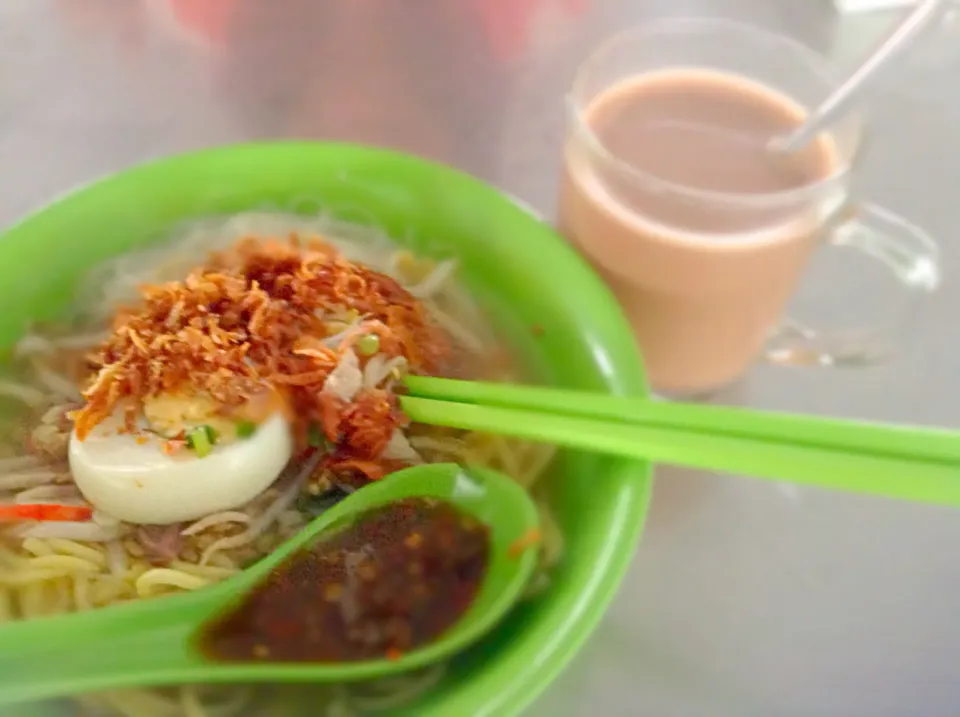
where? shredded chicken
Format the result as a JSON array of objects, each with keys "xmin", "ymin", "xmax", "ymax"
[
  {"xmin": 136, "ymin": 524, "xmax": 184, "ymax": 566},
  {"xmin": 26, "ymin": 404, "xmax": 75, "ymax": 462},
  {"xmin": 323, "ymin": 349, "xmax": 363, "ymax": 403},
  {"xmin": 382, "ymin": 429, "xmax": 423, "ymax": 464},
  {"xmin": 314, "ymin": 388, "xmax": 411, "ymax": 481}
]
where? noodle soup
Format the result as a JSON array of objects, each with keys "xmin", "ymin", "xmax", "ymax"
[{"xmin": 0, "ymin": 213, "xmax": 561, "ymax": 717}]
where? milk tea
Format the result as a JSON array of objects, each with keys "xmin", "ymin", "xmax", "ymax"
[{"xmin": 558, "ymin": 69, "xmax": 840, "ymax": 394}]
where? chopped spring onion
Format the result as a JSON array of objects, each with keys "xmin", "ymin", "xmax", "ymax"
[
  {"xmin": 0, "ymin": 503, "xmax": 94, "ymax": 522},
  {"xmin": 186, "ymin": 424, "xmax": 217, "ymax": 458},
  {"xmin": 356, "ymin": 334, "xmax": 380, "ymax": 356},
  {"xmin": 307, "ymin": 422, "xmax": 327, "ymax": 448},
  {"xmin": 235, "ymin": 420, "xmax": 257, "ymax": 439}
]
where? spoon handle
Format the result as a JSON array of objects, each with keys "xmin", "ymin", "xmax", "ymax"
[
  {"xmin": 400, "ymin": 379, "xmax": 960, "ymax": 506},
  {"xmin": 776, "ymin": 0, "xmax": 947, "ymax": 153},
  {"xmin": 0, "ymin": 587, "xmax": 212, "ymax": 705}
]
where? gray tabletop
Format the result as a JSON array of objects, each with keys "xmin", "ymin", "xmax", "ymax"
[{"xmin": 2, "ymin": 1, "xmax": 959, "ymax": 716}]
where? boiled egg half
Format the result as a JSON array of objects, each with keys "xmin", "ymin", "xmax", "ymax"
[{"xmin": 69, "ymin": 409, "xmax": 294, "ymax": 525}]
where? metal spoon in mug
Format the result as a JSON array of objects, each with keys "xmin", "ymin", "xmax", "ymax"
[{"xmin": 770, "ymin": 0, "xmax": 948, "ymax": 155}]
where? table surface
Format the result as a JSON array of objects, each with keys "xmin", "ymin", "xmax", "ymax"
[{"xmin": 2, "ymin": 1, "xmax": 960, "ymax": 716}]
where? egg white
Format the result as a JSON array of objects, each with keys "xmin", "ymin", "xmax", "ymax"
[{"xmin": 69, "ymin": 412, "xmax": 294, "ymax": 525}]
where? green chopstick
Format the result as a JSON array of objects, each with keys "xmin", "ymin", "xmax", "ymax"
[
  {"xmin": 403, "ymin": 376, "xmax": 960, "ymax": 464},
  {"xmin": 401, "ymin": 377, "xmax": 960, "ymax": 506}
]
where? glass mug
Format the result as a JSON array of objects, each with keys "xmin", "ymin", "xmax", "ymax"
[{"xmin": 557, "ymin": 18, "xmax": 940, "ymax": 397}]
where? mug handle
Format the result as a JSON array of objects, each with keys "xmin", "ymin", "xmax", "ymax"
[{"xmin": 765, "ymin": 202, "xmax": 940, "ymax": 367}]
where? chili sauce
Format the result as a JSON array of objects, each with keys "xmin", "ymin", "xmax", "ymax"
[{"xmin": 198, "ymin": 497, "xmax": 490, "ymax": 662}]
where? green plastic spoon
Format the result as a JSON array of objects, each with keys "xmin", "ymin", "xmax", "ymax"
[{"xmin": 0, "ymin": 463, "xmax": 540, "ymax": 707}]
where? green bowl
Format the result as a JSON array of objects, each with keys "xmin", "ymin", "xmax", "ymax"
[{"xmin": 0, "ymin": 143, "xmax": 651, "ymax": 716}]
